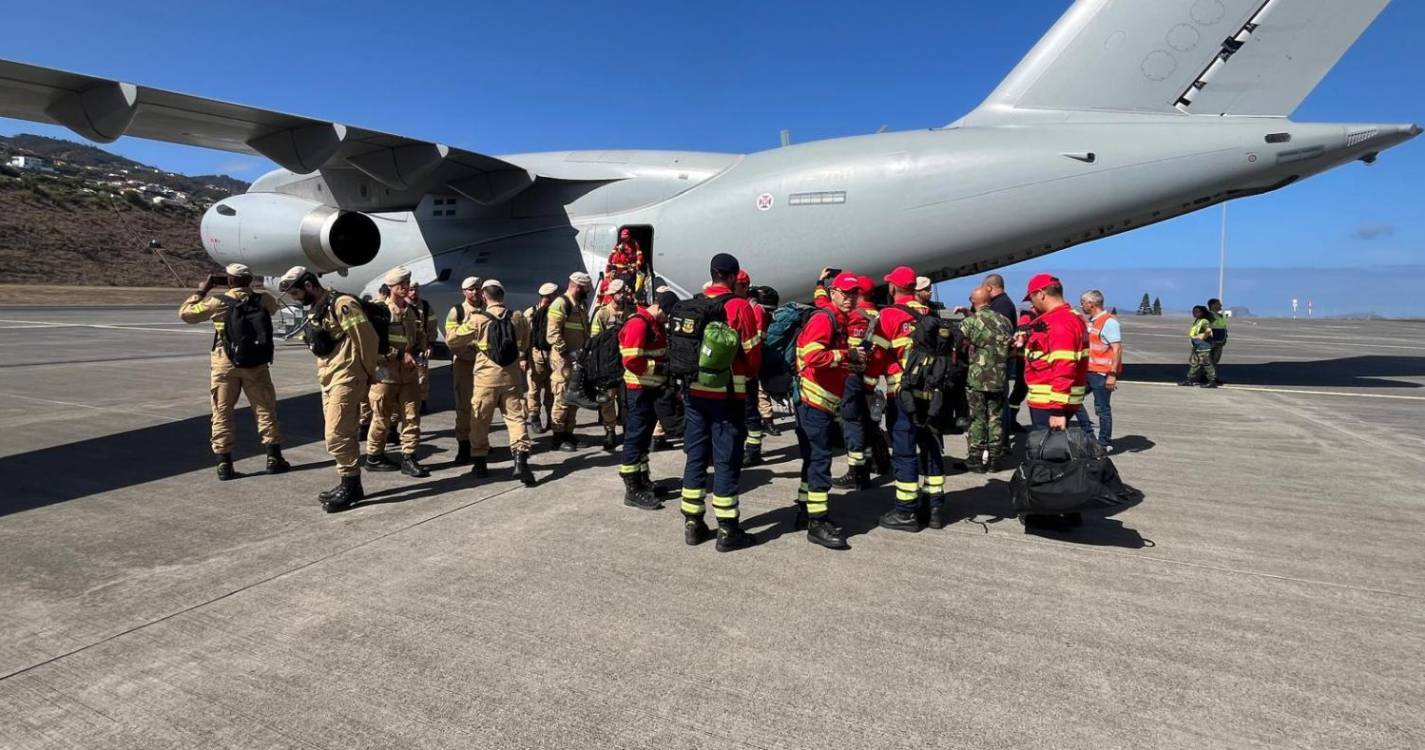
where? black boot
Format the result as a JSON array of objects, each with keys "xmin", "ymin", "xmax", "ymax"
[
  {"xmin": 265, "ymin": 445, "xmax": 290, "ymax": 474},
  {"xmin": 387, "ymin": 426, "xmax": 400, "ymax": 445},
  {"xmin": 470, "ymin": 457, "xmax": 489, "ymax": 479},
  {"xmin": 454, "ymin": 440, "xmax": 471, "ymax": 465},
  {"xmin": 515, "ymin": 452, "xmax": 537, "ymax": 487},
  {"xmin": 216, "ymin": 453, "xmax": 235, "ymax": 481},
  {"xmin": 319, "ymin": 481, "xmax": 340, "ymax": 502},
  {"xmin": 322, "ymin": 475, "xmax": 364, "ymax": 513},
  {"xmin": 365, "ymin": 452, "xmax": 400, "ymax": 472},
  {"xmin": 878, "ymin": 507, "xmax": 923, "ymax": 533},
  {"xmin": 715, "ymin": 524, "xmax": 758, "ymax": 552},
  {"xmin": 965, "ymin": 446, "xmax": 985, "ymax": 474},
  {"xmin": 683, "ymin": 517, "xmax": 712, "ymax": 546},
  {"xmin": 742, "ymin": 443, "xmax": 763, "ymax": 467},
  {"xmin": 762, "ymin": 418, "xmax": 781, "ymax": 437},
  {"xmin": 602, "ymin": 428, "xmax": 618, "ymax": 452},
  {"xmin": 420, "ymin": 400, "xmax": 429, "ymax": 416},
  {"xmin": 832, "ymin": 465, "xmax": 870, "ymax": 490},
  {"xmin": 642, "ymin": 469, "xmax": 670, "ymax": 498},
  {"xmin": 401, "ymin": 453, "xmax": 430, "ymax": 478},
  {"xmin": 622, "ymin": 474, "xmax": 662, "ymax": 510},
  {"xmin": 793, "ymin": 501, "xmax": 809, "ymax": 531},
  {"xmin": 653, "ymin": 435, "xmax": 672, "ymax": 452},
  {"xmin": 807, "ymin": 516, "xmax": 850, "ymax": 550},
  {"xmin": 928, "ymin": 504, "xmax": 947, "ymax": 530},
  {"xmin": 552, "ymin": 432, "xmax": 578, "ymax": 453}
]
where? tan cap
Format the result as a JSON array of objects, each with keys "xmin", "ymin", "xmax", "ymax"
[
  {"xmin": 224, "ymin": 263, "xmax": 250, "ymax": 276},
  {"xmin": 384, "ymin": 266, "xmax": 412, "ymax": 286},
  {"xmin": 569, "ymin": 271, "xmax": 593, "ymax": 287},
  {"xmin": 460, "ymin": 276, "xmax": 480, "ymax": 290},
  {"xmin": 481, "ymin": 278, "xmax": 503, "ymax": 291},
  {"xmin": 605, "ymin": 278, "xmax": 626, "ymax": 294},
  {"xmin": 915, "ymin": 276, "xmax": 932, "ymax": 291},
  {"xmin": 537, "ymin": 282, "xmax": 559, "ymax": 296},
  {"xmin": 277, "ymin": 265, "xmax": 309, "ymax": 291}
]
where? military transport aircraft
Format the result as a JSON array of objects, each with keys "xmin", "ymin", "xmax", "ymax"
[{"xmin": 0, "ymin": 0, "xmax": 1417, "ymax": 309}]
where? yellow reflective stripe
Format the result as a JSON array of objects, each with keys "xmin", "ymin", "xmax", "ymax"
[
  {"xmin": 623, "ymin": 371, "xmax": 665, "ymax": 387},
  {"xmin": 619, "ymin": 464, "xmax": 640, "ymax": 475},
  {"xmin": 389, "ymin": 333, "xmax": 409, "ymax": 343},
  {"xmin": 924, "ymin": 475, "xmax": 945, "ymax": 489},
  {"xmin": 745, "ymin": 431, "xmax": 762, "ymax": 446},
  {"xmin": 799, "ymin": 378, "xmax": 841, "ymax": 410},
  {"xmin": 806, "ymin": 491, "xmax": 828, "ymax": 516},
  {"xmin": 796, "ymin": 342, "xmax": 826, "ymax": 357},
  {"xmin": 711, "ymin": 494, "xmax": 739, "ymax": 519},
  {"xmin": 680, "ymin": 501, "xmax": 704, "ymax": 515},
  {"xmin": 681, "ymin": 488, "xmax": 705, "ymax": 500},
  {"xmin": 564, "ymin": 321, "xmax": 586, "ymax": 331},
  {"xmin": 1043, "ymin": 349, "xmax": 1088, "ymax": 363},
  {"xmin": 872, "ymin": 335, "xmax": 893, "ymax": 348},
  {"xmin": 848, "ymin": 335, "xmax": 864, "ymax": 347},
  {"xmin": 619, "ymin": 346, "xmax": 643, "ymax": 356},
  {"xmin": 797, "ymin": 482, "xmax": 810, "ymax": 501},
  {"xmin": 847, "ymin": 451, "xmax": 865, "ymax": 466},
  {"xmin": 894, "ymin": 480, "xmax": 919, "ymax": 502},
  {"xmin": 743, "ymin": 331, "xmax": 763, "ymax": 351},
  {"xmin": 340, "ymin": 316, "xmax": 365, "ymax": 331},
  {"xmin": 890, "ymin": 336, "xmax": 912, "ymax": 349}
]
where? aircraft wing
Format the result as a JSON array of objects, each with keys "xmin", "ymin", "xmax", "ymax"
[
  {"xmin": 0, "ymin": 58, "xmax": 535, "ymax": 207},
  {"xmin": 961, "ymin": 0, "xmax": 1391, "ymax": 123}
]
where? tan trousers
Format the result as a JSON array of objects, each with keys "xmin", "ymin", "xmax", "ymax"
[
  {"xmin": 322, "ymin": 379, "xmax": 369, "ymax": 477},
  {"xmin": 758, "ymin": 386, "xmax": 775, "ymax": 420},
  {"xmin": 209, "ymin": 360, "xmax": 281, "ymax": 454},
  {"xmin": 368, "ymin": 379, "xmax": 421, "ymax": 455},
  {"xmin": 418, "ymin": 362, "xmax": 431, "ymax": 402},
  {"xmin": 471, "ymin": 382, "xmax": 531, "ymax": 456},
  {"xmin": 526, "ymin": 349, "xmax": 552, "ymax": 422},
  {"xmin": 453, "ymin": 359, "xmax": 475, "ymax": 439}
]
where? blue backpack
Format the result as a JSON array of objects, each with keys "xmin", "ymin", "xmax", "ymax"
[{"xmin": 760, "ymin": 302, "xmax": 828, "ymax": 399}]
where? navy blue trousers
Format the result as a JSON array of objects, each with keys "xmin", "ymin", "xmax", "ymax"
[
  {"xmin": 680, "ymin": 394, "xmax": 747, "ymax": 523},
  {"xmin": 620, "ymin": 387, "xmax": 660, "ymax": 475}
]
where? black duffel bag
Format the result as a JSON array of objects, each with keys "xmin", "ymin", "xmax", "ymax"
[
  {"xmin": 562, "ymin": 355, "xmax": 612, "ymax": 411},
  {"xmin": 1010, "ymin": 428, "xmax": 1142, "ymax": 517}
]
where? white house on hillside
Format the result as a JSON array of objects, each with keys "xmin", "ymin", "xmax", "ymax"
[{"xmin": 8, "ymin": 155, "xmax": 54, "ymax": 172}]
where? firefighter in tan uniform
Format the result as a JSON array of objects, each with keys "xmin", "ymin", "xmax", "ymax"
[
  {"xmin": 523, "ymin": 282, "xmax": 559, "ymax": 434},
  {"xmin": 547, "ymin": 271, "xmax": 594, "ymax": 452},
  {"xmin": 447, "ymin": 279, "xmax": 537, "ymax": 486},
  {"xmin": 445, "ymin": 276, "xmax": 483, "ymax": 464},
  {"xmin": 278, "ymin": 266, "xmax": 379, "ymax": 512},
  {"xmin": 410, "ymin": 281, "xmax": 438, "ymax": 413},
  {"xmin": 589, "ymin": 277, "xmax": 633, "ymax": 451},
  {"xmin": 364, "ymin": 267, "xmax": 430, "ymax": 478},
  {"xmin": 179, "ymin": 262, "xmax": 289, "ymax": 480}
]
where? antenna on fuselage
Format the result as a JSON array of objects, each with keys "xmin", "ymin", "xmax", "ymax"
[
  {"xmin": 779, "ymin": 129, "xmax": 791, "ymax": 147},
  {"xmin": 876, "ymin": 124, "xmax": 889, "ymax": 133}
]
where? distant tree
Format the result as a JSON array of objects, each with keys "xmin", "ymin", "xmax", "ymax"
[
  {"xmin": 1137, "ymin": 293, "xmax": 1152, "ymax": 316},
  {"xmin": 1151, "ymin": 297, "xmax": 1163, "ymax": 316}
]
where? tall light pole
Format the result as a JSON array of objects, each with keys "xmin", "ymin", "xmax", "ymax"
[{"xmin": 1218, "ymin": 203, "xmax": 1228, "ymax": 305}]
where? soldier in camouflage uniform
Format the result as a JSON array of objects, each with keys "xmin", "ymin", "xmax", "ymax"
[{"xmin": 959, "ymin": 286, "xmax": 1014, "ymax": 472}]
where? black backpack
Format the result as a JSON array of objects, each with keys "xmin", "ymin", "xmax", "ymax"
[
  {"xmin": 222, "ymin": 292, "xmax": 274, "ymax": 368},
  {"xmin": 481, "ymin": 309, "xmax": 520, "ymax": 367},
  {"xmin": 583, "ymin": 317, "xmax": 628, "ymax": 390},
  {"xmin": 667, "ymin": 292, "xmax": 733, "ymax": 380},
  {"xmin": 1010, "ymin": 429, "xmax": 1143, "ymax": 517},
  {"xmin": 530, "ymin": 303, "xmax": 553, "ymax": 351},
  {"xmin": 893, "ymin": 305, "xmax": 961, "ymax": 429},
  {"xmin": 359, "ymin": 298, "xmax": 393, "ymax": 355}
]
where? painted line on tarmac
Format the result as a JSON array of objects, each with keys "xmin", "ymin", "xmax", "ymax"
[
  {"xmin": 1123, "ymin": 380, "xmax": 1425, "ymax": 401},
  {"xmin": 0, "ymin": 319, "xmax": 207, "ymax": 335},
  {"xmin": 1129, "ymin": 331, "xmax": 1425, "ymax": 351},
  {"xmin": 0, "ymin": 390, "xmax": 186, "ymax": 422}
]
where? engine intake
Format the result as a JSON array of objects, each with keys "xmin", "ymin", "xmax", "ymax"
[{"xmin": 201, "ymin": 193, "xmax": 381, "ymax": 275}]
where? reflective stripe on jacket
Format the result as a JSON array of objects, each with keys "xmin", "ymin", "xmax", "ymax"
[
  {"xmin": 796, "ymin": 307, "xmax": 850, "ymax": 413},
  {"xmin": 619, "ymin": 308, "xmax": 667, "ymax": 390}
]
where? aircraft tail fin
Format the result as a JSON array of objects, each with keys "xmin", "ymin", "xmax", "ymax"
[{"xmin": 957, "ymin": 0, "xmax": 1391, "ymax": 125}]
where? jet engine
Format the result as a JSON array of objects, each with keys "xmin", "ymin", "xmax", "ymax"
[{"xmin": 200, "ymin": 193, "xmax": 381, "ymax": 275}]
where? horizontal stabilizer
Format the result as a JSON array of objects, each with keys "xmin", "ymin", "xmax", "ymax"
[{"xmin": 959, "ymin": 0, "xmax": 1391, "ymax": 124}]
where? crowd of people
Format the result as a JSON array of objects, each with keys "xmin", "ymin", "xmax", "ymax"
[{"xmin": 181, "ymin": 247, "xmax": 1233, "ymax": 550}]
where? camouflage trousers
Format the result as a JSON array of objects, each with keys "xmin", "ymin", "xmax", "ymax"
[{"xmin": 966, "ymin": 389, "xmax": 1006, "ymax": 449}]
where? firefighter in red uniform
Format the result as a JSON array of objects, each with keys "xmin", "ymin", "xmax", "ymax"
[
  {"xmin": 602, "ymin": 228, "xmax": 643, "ymax": 302},
  {"xmin": 618, "ymin": 290, "xmax": 678, "ymax": 510},
  {"xmin": 793, "ymin": 271, "xmax": 865, "ymax": 550},
  {"xmin": 869, "ymin": 265, "xmax": 943, "ymax": 532},
  {"xmin": 679, "ymin": 253, "xmax": 763, "ymax": 552},
  {"xmin": 1021, "ymin": 273, "xmax": 1090, "ymax": 528},
  {"xmin": 736, "ymin": 269, "xmax": 771, "ymax": 466}
]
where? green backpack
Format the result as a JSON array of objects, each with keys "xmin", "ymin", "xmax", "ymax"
[{"xmin": 696, "ymin": 320, "xmax": 740, "ymax": 388}]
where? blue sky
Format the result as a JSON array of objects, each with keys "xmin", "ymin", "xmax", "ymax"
[{"xmin": 2, "ymin": 0, "xmax": 1421, "ymax": 271}]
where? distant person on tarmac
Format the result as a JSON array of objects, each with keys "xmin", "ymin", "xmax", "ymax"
[
  {"xmin": 1075, "ymin": 289, "xmax": 1120, "ymax": 451},
  {"xmin": 1207, "ymin": 298, "xmax": 1228, "ymax": 385},
  {"xmin": 1181, "ymin": 305, "xmax": 1219, "ymax": 388}
]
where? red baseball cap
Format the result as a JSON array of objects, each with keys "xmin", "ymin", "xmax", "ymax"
[
  {"xmin": 1023, "ymin": 273, "xmax": 1061, "ymax": 301},
  {"xmin": 884, "ymin": 265, "xmax": 916, "ymax": 289},
  {"xmin": 856, "ymin": 275, "xmax": 874, "ymax": 294},
  {"xmin": 831, "ymin": 272, "xmax": 861, "ymax": 293},
  {"xmin": 736, "ymin": 269, "xmax": 751, "ymax": 284}
]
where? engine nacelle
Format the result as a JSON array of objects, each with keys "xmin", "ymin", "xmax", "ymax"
[{"xmin": 200, "ymin": 193, "xmax": 381, "ymax": 275}]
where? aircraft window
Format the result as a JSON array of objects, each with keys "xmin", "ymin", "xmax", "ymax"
[
  {"xmin": 215, "ymin": 204, "xmax": 236, "ymax": 216},
  {"xmin": 789, "ymin": 191, "xmax": 847, "ymax": 206},
  {"xmin": 1266, "ymin": 133, "xmax": 1291, "ymax": 143},
  {"xmin": 438, "ymin": 268, "xmax": 452, "ymax": 281},
  {"xmin": 444, "ymin": 210, "xmax": 455, "ymax": 216}
]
